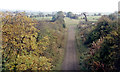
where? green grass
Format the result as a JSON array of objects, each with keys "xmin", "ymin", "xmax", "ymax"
[
  {"xmin": 79, "ymin": 16, "xmax": 101, "ymax": 21},
  {"xmin": 64, "ymin": 17, "xmax": 80, "ymax": 27},
  {"xmin": 31, "ymin": 16, "xmax": 101, "ymax": 22},
  {"xmin": 64, "ymin": 16, "xmax": 101, "ymax": 27},
  {"xmin": 32, "ymin": 16, "xmax": 52, "ymax": 20},
  {"xmin": 64, "ymin": 17, "xmax": 90, "ymax": 70}
]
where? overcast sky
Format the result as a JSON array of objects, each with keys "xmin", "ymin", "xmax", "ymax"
[{"xmin": 0, "ymin": 0, "xmax": 119, "ymax": 12}]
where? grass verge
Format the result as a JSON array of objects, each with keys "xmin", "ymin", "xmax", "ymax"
[{"xmin": 75, "ymin": 27, "xmax": 89, "ymax": 70}]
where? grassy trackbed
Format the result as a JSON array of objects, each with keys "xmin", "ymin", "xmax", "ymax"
[{"xmin": 64, "ymin": 17, "xmax": 80, "ymax": 27}]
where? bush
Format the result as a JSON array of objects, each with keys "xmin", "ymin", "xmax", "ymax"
[
  {"xmin": 82, "ymin": 14, "xmax": 120, "ymax": 71},
  {"xmin": 84, "ymin": 16, "xmax": 113, "ymax": 45}
]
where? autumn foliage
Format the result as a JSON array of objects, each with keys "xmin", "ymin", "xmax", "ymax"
[
  {"xmin": 1, "ymin": 12, "xmax": 66, "ymax": 71},
  {"xmin": 77, "ymin": 14, "xmax": 120, "ymax": 71}
]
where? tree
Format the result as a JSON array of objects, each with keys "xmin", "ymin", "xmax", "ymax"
[
  {"xmin": 82, "ymin": 12, "xmax": 88, "ymax": 22},
  {"xmin": 2, "ymin": 12, "xmax": 52, "ymax": 71},
  {"xmin": 84, "ymin": 16, "xmax": 112, "ymax": 45},
  {"xmin": 52, "ymin": 11, "xmax": 65, "ymax": 21},
  {"xmin": 98, "ymin": 13, "xmax": 101, "ymax": 16},
  {"xmin": 108, "ymin": 14, "xmax": 117, "ymax": 20},
  {"xmin": 66, "ymin": 12, "xmax": 78, "ymax": 19},
  {"xmin": 66, "ymin": 12, "xmax": 73, "ymax": 18},
  {"xmin": 51, "ymin": 11, "xmax": 66, "ymax": 28}
]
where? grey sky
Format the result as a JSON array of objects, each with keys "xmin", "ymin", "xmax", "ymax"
[{"xmin": 0, "ymin": 0, "xmax": 119, "ymax": 12}]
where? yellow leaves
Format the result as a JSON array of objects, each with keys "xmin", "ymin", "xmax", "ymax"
[
  {"xmin": 5, "ymin": 15, "xmax": 11, "ymax": 20},
  {"xmin": 30, "ymin": 36, "xmax": 36, "ymax": 42},
  {"xmin": 3, "ymin": 38, "xmax": 8, "ymax": 42},
  {"xmin": 29, "ymin": 23, "xmax": 35, "ymax": 25},
  {"xmin": 11, "ymin": 40, "xmax": 17, "ymax": 46},
  {"xmin": 31, "ymin": 43, "xmax": 37, "ymax": 50},
  {"xmin": 23, "ymin": 38, "xmax": 29, "ymax": 43},
  {"xmin": 33, "ymin": 32, "xmax": 38, "ymax": 38},
  {"xmin": 44, "ymin": 36, "xmax": 49, "ymax": 40},
  {"xmin": 111, "ymin": 31, "xmax": 118, "ymax": 36},
  {"xmin": 39, "ymin": 56, "xmax": 52, "ymax": 70},
  {"xmin": 2, "ymin": 43, "xmax": 7, "ymax": 48},
  {"xmin": 2, "ymin": 12, "xmax": 53, "ymax": 71},
  {"xmin": 8, "ymin": 65, "xmax": 15, "ymax": 70},
  {"xmin": 21, "ymin": 34, "xmax": 24, "ymax": 38},
  {"xmin": 111, "ymin": 45, "xmax": 118, "ymax": 49},
  {"xmin": 105, "ymin": 35, "xmax": 113, "ymax": 40},
  {"xmin": 17, "ymin": 54, "xmax": 20, "ymax": 58},
  {"xmin": 22, "ymin": 35, "xmax": 38, "ymax": 50},
  {"xmin": 16, "ymin": 64, "xmax": 27, "ymax": 70},
  {"xmin": 15, "ymin": 54, "xmax": 52, "ymax": 70}
]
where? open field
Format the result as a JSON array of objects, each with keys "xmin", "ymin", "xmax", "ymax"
[
  {"xmin": 31, "ymin": 16, "xmax": 52, "ymax": 20},
  {"xmin": 32, "ymin": 16, "xmax": 101, "ymax": 22},
  {"xmin": 79, "ymin": 16, "xmax": 101, "ymax": 21}
]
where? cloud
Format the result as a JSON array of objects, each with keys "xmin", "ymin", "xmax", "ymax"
[{"xmin": 0, "ymin": 0, "xmax": 119, "ymax": 12}]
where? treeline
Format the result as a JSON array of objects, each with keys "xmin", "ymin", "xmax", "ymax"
[
  {"xmin": 66, "ymin": 12, "xmax": 79, "ymax": 19},
  {"xmin": 28, "ymin": 13, "xmax": 53, "ymax": 18},
  {"xmin": 25, "ymin": 11, "xmax": 79, "ymax": 20},
  {"xmin": 77, "ymin": 13, "xmax": 120, "ymax": 71},
  {"xmin": 1, "ymin": 11, "xmax": 66, "ymax": 71}
]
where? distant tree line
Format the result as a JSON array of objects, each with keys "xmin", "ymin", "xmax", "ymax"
[
  {"xmin": 66, "ymin": 12, "xmax": 79, "ymax": 19},
  {"xmin": 28, "ymin": 13, "xmax": 53, "ymax": 18}
]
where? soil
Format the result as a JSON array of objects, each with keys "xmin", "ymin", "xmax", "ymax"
[{"xmin": 62, "ymin": 25, "xmax": 79, "ymax": 70}]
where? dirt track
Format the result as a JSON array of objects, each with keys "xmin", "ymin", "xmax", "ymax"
[{"xmin": 62, "ymin": 25, "xmax": 79, "ymax": 70}]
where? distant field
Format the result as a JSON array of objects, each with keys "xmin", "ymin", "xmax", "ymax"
[
  {"xmin": 64, "ymin": 16, "xmax": 101, "ymax": 27},
  {"xmin": 79, "ymin": 16, "xmax": 101, "ymax": 21},
  {"xmin": 32, "ymin": 17, "xmax": 52, "ymax": 20},
  {"xmin": 64, "ymin": 17, "xmax": 80, "ymax": 27},
  {"xmin": 31, "ymin": 16, "xmax": 101, "ymax": 25}
]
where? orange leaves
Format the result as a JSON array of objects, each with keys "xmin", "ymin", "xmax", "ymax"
[
  {"xmin": 93, "ymin": 61, "xmax": 100, "ymax": 67},
  {"xmin": 93, "ymin": 61, "xmax": 105, "ymax": 71}
]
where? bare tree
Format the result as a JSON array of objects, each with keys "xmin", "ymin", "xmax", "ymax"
[{"xmin": 82, "ymin": 12, "xmax": 88, "ymax": 22}]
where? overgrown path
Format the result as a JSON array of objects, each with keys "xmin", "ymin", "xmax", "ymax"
[{"xmin": 62, "ymin": 25, "xmax": 79, "ymax": 70}]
